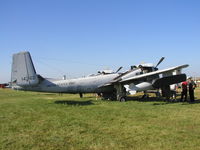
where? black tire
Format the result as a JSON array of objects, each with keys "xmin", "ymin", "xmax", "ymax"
[{"xmin": 120, "ymin": 96, "xmax": 126, "ymax": 102}]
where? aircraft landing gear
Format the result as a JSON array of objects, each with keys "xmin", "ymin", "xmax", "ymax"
[
  {"xmin": 114, "ymin": 84, "xmax": 127, "ymax": 102},
  {"xmin": 161, "ymin": 85, "xmax": 171, "ymax": 100},
  {"xmin": 119, "ymin": 96, "xmax": 127, "ymax": 102},
  {"xmin": 79, "ymin": 93, "xmax": 83, "ymax": 98}
]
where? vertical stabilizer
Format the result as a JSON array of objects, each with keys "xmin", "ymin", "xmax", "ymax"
[{"xmin": 11, "ymin": 51, "xmax": 39, "ymax": 86}]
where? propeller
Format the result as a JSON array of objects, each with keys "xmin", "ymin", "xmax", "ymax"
[
  {"xmin": 116, "ymin": 66, "xmax": 123, "ymax": 73},
  {"xmin": 155, "ymin": 57, "xmax": 165, "ymax": 68}
]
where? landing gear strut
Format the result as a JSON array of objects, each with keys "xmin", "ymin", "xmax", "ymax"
[
  {"xmin": 114, "ymin": 84, "xmax": 127, "ymax": 102},
  {"xmin": 161, "ymin": 85, "xmax": 171, "ymax": 100},
  {"xmin": 79, "ymin": 93, "xmax": 83, "ymax": 98}
]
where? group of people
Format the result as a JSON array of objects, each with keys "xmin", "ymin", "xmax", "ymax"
[{"xmin": 181, "ymin": 77, "xmax": 196, "ymax": 102}]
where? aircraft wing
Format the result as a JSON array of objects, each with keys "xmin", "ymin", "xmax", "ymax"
[{"xmin": 120, "ymin": 64, "xmax": 189, "ymax": 84}]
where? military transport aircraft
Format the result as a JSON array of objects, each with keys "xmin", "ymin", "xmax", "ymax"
[{"xmin": 11, "ymin": 51, "xmax": 189, "ymax": 101}]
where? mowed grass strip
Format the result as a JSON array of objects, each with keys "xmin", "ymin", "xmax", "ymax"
[{"xmin": 1, "ymin": 88, "xmax": 200, "ymax": 150}]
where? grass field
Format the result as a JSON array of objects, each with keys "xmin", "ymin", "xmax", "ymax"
[{"xmin": 1, "ymin": 88, "xmax": 200, "ymax": 150}]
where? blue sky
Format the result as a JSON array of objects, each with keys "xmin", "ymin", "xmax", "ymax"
[{"xmin": 1, "ymin": 0, "xmax": 200, "ymax": 82}]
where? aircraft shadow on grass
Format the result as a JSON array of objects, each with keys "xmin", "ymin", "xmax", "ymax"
[
  {"xmin": 151, "ymin": 98, "xmax": 200, "ymax": 106},
  {"xmin": 126, "ymin": 96, "xmax": 167, "ymax": 102},
  {"xmin": 54, "ymin": 93, "xmax": 200, "ymax": 106},
  {"xmin": 54, "ymin": 100, "xmax": 94, "ymax": 106},
  {"xmin": 152, "ymin": 100, "xmax": 200, "ymax": 106},
  {"xmin": 181, "ymin": 99, "xmax": 200, "ymax": 105},
  {"xmin": 126, "ymin": 93, "xmax": 200, "ymax": 105}
]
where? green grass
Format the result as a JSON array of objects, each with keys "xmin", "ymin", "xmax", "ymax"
[{"xmin": 1, "ymin": 88, "xmax": 200, "ymax": 150}]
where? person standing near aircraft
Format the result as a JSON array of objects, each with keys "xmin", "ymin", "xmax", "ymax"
[
  {"xmin": 181, "ymin": 81, "xmax": 188, "ymax": 102},
  {"xmin": 188, "ymin": 77, "xmax": 196, "ymax": 102}
]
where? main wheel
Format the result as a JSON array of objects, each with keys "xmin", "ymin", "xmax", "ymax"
[{"xmin": 120, "ymin": 96, "xmax": 126, "ymax": 102}]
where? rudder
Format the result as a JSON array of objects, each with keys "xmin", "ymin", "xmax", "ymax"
[{"xmin": 11, "ymin": 51, "xmax": 39, "ymax": 86}]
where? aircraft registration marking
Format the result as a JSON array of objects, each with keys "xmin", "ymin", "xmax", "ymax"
[{"xmin": 21, "ymin": 76, "xmax": 36, "ymax": 81}]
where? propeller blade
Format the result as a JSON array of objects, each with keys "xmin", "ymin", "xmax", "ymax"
[
  {"xmin": 116, "ymin": 67, "xmax": 123, "ymax": 73},
  {"xmin": 155, "ymin": 57, "xmax": 165, "ymax": 68}
]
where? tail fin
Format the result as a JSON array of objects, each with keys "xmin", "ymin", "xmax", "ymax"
[{"xmin": 11, "ymin": 51, "xmax": 39, "ymax": 86}]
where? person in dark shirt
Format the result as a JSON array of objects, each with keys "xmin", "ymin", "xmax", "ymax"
[
  {"xmin": 188, "ymin": 77, "xmax": 196, "ymax": 102},
  {"xmin": 181, "ymin": 81, "xmax": 188, "ymax": 102}
]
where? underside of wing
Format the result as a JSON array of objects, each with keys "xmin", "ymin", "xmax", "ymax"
[{"xmin": 152, "ymin": 74, "xmax": 186, "ymax": 88}]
